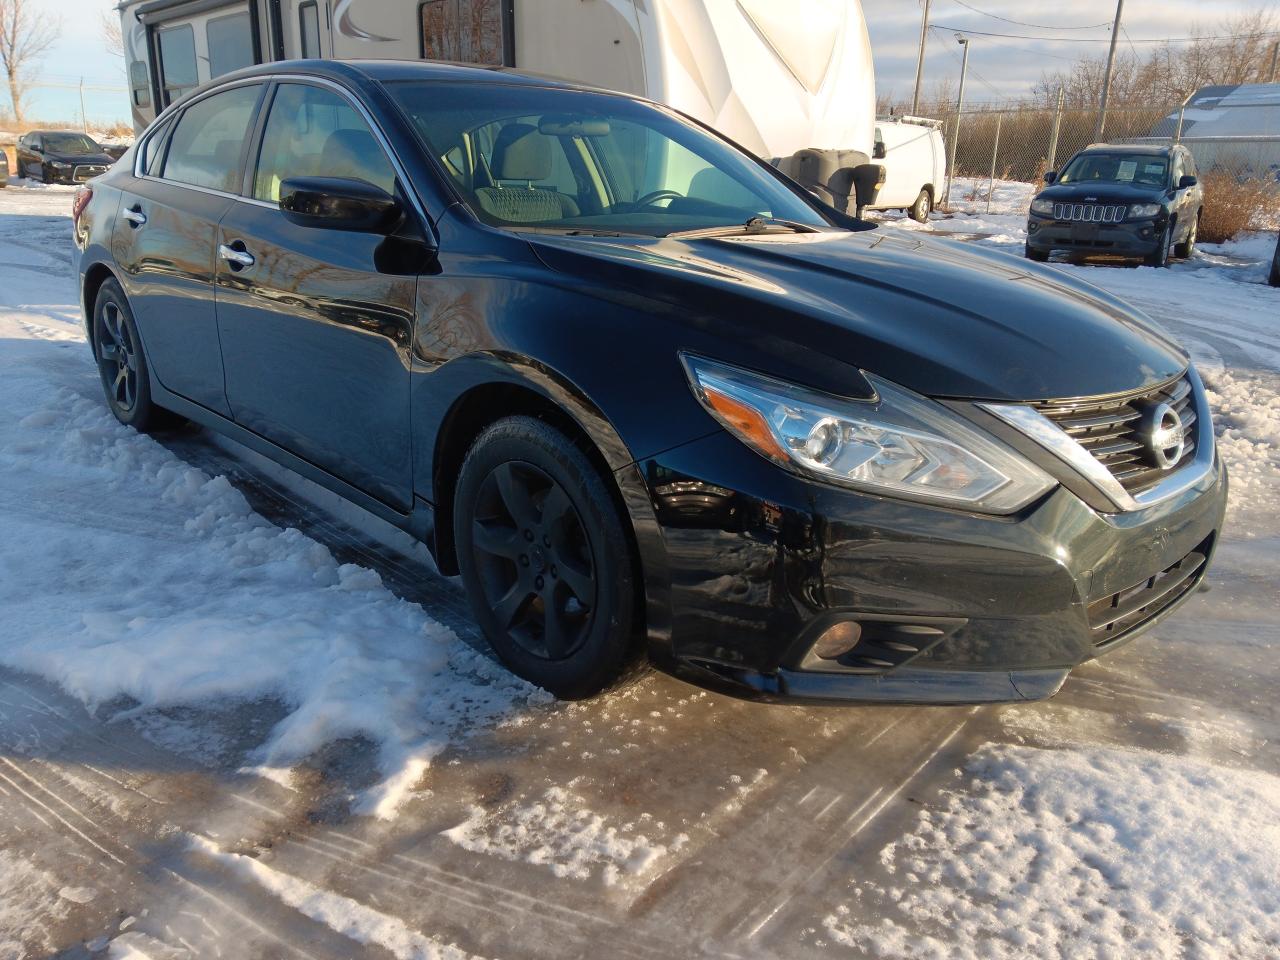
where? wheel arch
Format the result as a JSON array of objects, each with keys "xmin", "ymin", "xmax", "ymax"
[{"xmin": 81, "ymin": 260, "xmax": 121, "ymax": 342}]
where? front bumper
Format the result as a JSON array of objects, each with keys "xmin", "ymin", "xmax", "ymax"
[
  {"xmin": 635, "ymin": 427, "xmax": 1226, "ymax": 705},
  {"xmin": 1027, "ymin": 215, "xmax": 1163, "ymax": 257}
]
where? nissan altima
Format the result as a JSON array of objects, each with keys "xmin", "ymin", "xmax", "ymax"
[{"xmin": 72, "ymin": 61, "xmax": 1226, "ymax": 704}]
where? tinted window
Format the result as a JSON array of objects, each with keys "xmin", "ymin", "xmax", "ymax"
[
  {"xmin": 43, "ymin": 134, "xmax": 100, "ymax": 155},
  {"xmin": 253, "ymin": 83, "xmax": 396, "ymax": 202},
  {"xmin": 163, "ymin": 84, "xmax": 262, "ymax": 192},
  {"xmin": 158, "ymin": 24, "xmax": 198, "ymax": 105},
  {"xmin": 387, "ymin": 81, "xmax": 826, "ymax": 236},
  {"xmin": 421, "ymin": 0, "xmax": 507, "ymax": 65},
  {"xmin": 141, "ymin": 117, "xmax": 174, "ymax": 176},
  {"xmin": 130, "ymin": 60, "xmax": 151, "ymax": 108},
  {"xmin": 299, "ymin": 1, "xmax": 320, "ymax": 58},
  {"xmin": 207, "ymin": 12, "xmax": 256, "ymax": 78}
]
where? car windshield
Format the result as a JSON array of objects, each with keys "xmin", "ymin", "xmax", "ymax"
[
  {"xmin": 1059, "ymin": 153, "xmax": 1169, "ymax": 187},
  {"xmin": 41, "ymin": 133, "xmax": 102, "ymax": 155},
  {"xmin": 385, "ymin": 81, "xmax": 832, "ymax": 237}
]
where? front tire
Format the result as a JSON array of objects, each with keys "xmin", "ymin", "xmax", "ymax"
[
  {"xmin": 1174, "ymin": 212, "xmax": 1199, "ymax": 259},
  {"xmin": 908, "ymin": 189, "xmax": 932, "ymax": 223},
  {"xmin": 454, "ymin": 416, "xmax": 640, "ymax": 699},
  {"xmin": 1145, "ymin": 222, "xmax": 1174, "ymax": 268},
  {"xmin": 93, "ymin": 279, "xmax": 170, "ymax": 432}
]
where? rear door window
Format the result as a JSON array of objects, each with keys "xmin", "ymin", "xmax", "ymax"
[
  {"xmin": 162, "ymin": 84, "xmax": 263, "ymax": 193},
  {"xmin": 252, "ymin": 82, "xmax": 397, "ymax": 202}
]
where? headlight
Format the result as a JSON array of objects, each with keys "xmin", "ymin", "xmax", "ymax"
[
  {"xmin": 1030, "ymin": 198, "xmax": 1055, "ymax": 216},
  {"xmin": 681, "ymin": 355, "xmax": 1056, "ymax": 514},
  {"xmin": 1128, "ymin": 203, "xmax": 1161, "ymax": 219}
]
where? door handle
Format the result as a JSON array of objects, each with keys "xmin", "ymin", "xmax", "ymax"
[
  {"xmin": 122, "ymin": 207, "xmax": 147, "ymax": 227},
  {"xmin": 218, "ymin": 242, "xmax": 256, "ymax": 269}
]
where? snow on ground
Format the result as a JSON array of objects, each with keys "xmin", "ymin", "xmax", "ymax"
[
  {"xmin": 820, "ymin": 743, "xmax": 1280, "ymax": 960},
  {"xmin": 0, "ymin": 186, "xmax": 547, "ymax": 821},
  {"xmin": 1205, "ymin": 371, "xmax": 1280, "ymax": 518},
  {"xmin": 443, "ymin": 785, "xmax": 689, "ymax": 886}
]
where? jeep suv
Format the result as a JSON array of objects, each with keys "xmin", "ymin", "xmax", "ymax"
[{"xmin": 1026, "ymin": 144, "xmax": 1202, "ymax": 267}]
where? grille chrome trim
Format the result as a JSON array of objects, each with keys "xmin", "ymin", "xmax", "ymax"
[
  {"xmin": 980, "ymin": 366, "xmax": 1217, "ymax": 514},
  {"xmin": 73, "ymin": 164, "xmax": 108, "ymax": 182},
  {"xmin": 1052, "ymin": 202, "xmax": 1126, "ymax": 224}
]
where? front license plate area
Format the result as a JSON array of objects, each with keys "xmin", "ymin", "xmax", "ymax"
[{"xmin": 1072, "ymin": 223, "xmax": 1100, "ymax": 243}]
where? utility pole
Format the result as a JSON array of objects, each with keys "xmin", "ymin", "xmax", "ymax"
[
  {"xmin": 1268, "ymin": 40, "xmax": 1278, "ymax": 84},
  {"xmin": 1094, "ymin": 0, "xmax": 1125, "ymax": 142},
  {"xmin": 79, "ymin": 78, "xmax": 88, "ymax": 134},
  {"xmin": 911, "ymin": 0, "xmax": 932, "ymax": 115},
  {"xmin": 944, "ymin": 34, "xmax": 970, "ymax": 211}
]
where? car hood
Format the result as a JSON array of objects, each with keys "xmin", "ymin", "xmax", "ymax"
[
  {"xmin": 1037, "ymin": 182, "xmax": 1167, "ymax": 203},
  {"xmin": 528, "ymin": 228, "xmax": 1187, "ymax": 402},
  {"xmin": 47, "ymin": 152, "xmax": 114, "ymax": 165}
]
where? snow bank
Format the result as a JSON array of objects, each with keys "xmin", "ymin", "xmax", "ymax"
[
  {"xmin": 1204, "ymin": 370, "xmax": 1280, "ymax": 515},
  {"xmin": 0, "ymin": 372, "xmax": 547, "ymax": 818},
  {"xmin": 822, "ymin": 744, "xmax": 1280, "ymax": 960},
  {"xmin": 443, "ymin": 786, "xmax": 688, "ymax": 886}
]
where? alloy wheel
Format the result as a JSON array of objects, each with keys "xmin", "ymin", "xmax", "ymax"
[
  {"xmin": 97, "ymin": 302, "xmax": 138, "ymax": 413},
  {"xmin": 469, "ymin": 460, "xmax": 597, "ymax": 661}
]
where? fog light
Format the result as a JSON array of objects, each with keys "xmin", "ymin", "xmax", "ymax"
[
  {"xmin": 1027, "ymin": 221, "xmax": 1039, "ymax": 233},
  {"xmin": 811, "ymin": 620, "xmax": 862, "ymax": 660},
  {"xmin": 1139, "ymin": 226, "xmax": 1153, "ymax": 239}
]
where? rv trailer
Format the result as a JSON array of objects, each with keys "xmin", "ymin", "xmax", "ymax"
[{"xmin": 117, "ymin": 0, "xmax": 882, "ymax": 211}]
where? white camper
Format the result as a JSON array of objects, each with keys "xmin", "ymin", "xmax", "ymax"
[
  {"xmin": 118, "ymin": 0, "xmax": 883, "ymax": 212},
  {"xmin": 865, "ymin": 116, "xmax": 946, "ymax": 222}
]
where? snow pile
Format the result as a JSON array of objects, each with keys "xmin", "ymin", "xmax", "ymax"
[
  {"xmin": 187, "ymin": 834, "xmax": 483, "ymax": 960},
  {"xmin": 822, "ymin": 744, "xmax": 1280, "ymax": 960},
  {"xmin": 0, "ymin": 851, "xmax": 70, "ymax": 958},
  {"xmin": 1204, "ymin": 370, "xmax": 1280, "ymax": 513},
  {"xmin": 0, "ymin": 380, "xmax": 547, "ymax": 819},
  {"xmin": 443, "ymin": 786, "xmax": 688, "ymax": 885}
]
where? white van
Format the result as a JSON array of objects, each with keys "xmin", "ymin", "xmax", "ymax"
[
  {"xmin": 117, "ymin": 0, "xmax": 885, "ymax": 213},
  {"xmin": 865, "ymin": 116, "xmax": 945, "ymax": 222}
]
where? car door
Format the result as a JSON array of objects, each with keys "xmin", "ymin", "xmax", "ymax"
[
  {"xmin": 214, "ymin": 80, "xmax": 417, "ymax": 511},
  {"xmin": 112, "ymin": 81, "xmax": 266, "ymax": 417},
  {"xmin": 16, "ymin": 134, "xmax": 36, "ymax": 178}
]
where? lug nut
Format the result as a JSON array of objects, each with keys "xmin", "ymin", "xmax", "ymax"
[
  {"xmin": 524, "ymin": 530, "xmax": 534, "ymax": 541},
  {"xmin": 519, "ymin": 555, "xmax": 529, "ymax": 567},
  {"xmin": 542, "ymin": 535, "xmax": 551, "ymax": 547},
  {"xmin": 550, "ymin": 565, "xmax": 558, "ymax": 578},
  {"xmin": 535, "ymin": 575, "xmax": 544, "ymax": 589}
]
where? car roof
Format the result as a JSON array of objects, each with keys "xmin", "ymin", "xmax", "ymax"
[
  {"xmin": 27, "ymin": 130, "xmax": 98, "ymax": 137},
  {"xmin": 212, "ymin": 58, "xmax": 605, "ymax": 94},
  {"xmin": 1076, "ymin": 143, "xmax": 1179, "ymax": 157}
]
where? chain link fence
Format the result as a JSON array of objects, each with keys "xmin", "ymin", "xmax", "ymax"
[{"xmin": 919, "ymin": 97, "xmax": 1280, "ymax": 238}]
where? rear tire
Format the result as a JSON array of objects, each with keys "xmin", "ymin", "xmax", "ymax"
[
  {"xmin": 1025, "ymin": 243, "xmax": 1049, "ymax": 262},
  {"xmin": 908, "ymin": 189, "xmax": 932, "ymax": 223},
  {"xmin": 92, "ymin": 279, "xmax": 174, "ymax": 432},
  {"xmin": 454, "ymin": 416, "xmax": 641, "ymax": 699}
]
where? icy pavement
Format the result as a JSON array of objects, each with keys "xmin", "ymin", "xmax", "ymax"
[{"xmin": 0, "ymin": 183, "xmax": 1278, "ymax": 960}]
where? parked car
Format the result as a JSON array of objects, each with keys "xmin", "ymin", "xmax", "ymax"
[
  {"xmin": 73, "ymin": 61, "xmax": 1225, "ymax": 705},
  {"xmin": 865, "ymin": 117, "xmax": 945, "ymax": 222},
  {"xmin": 103, "ymin": 142, "xmax": 131, "ymax": 162},
  {"xmin": 15, "ymin": 131, "xmax": 115, "ymax": 184},
  {"xmin": 1026, "ymin": 143, "xmax": 1203, "ymax": 267},
  {"xmin": 0, "ymin": 147, "xmax": 8, "ymax": 187},
  {"xmin": 1270, "ymin": 230, "xmax": 1280, "ymax": 287}
]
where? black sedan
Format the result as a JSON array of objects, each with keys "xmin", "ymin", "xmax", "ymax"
[
  {"xmin": 1026, "ymin": 144, "xmax": 1203, "ymax": 267},
  {"xmin": 72, "ymin": 61, "xmax": 1226, "ymax": 705},
  {"xmin": 1270, "ymin": 230, "xmax": 1280, "ymax": 287},
  {"xmin": 16, "ymin": 130, "xmax": 115, "ymax": 184}
]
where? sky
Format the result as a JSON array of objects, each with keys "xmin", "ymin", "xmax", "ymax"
[
  {"xmin": 10, "ymin": 0, "xmax": 1280, "ymax": 127},
  {"xmin": 863, "ymin": 0, "xmax": 1280, "ymax": 106}
]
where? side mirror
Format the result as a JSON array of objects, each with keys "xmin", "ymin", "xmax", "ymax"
[
  {"xmin": 279, "ymin": 176, "xmax": 402, "ymax": 233},
  {"xmin": 1043, "ymin": 171, "xmax": 1057, "ymax": 184},
  {"xmin": 873, "ymin": 141, "xmax": 886, "ymax": 160},
  {"xmin": 1178, "ymin": 174, "xmax": 1197, "ymax": 189}
]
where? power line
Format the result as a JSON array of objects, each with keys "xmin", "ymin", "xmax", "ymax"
[
  {"xmin": 947, "ymin": 0, "xmax": 1113, "ymax": 31},
  {"xmin": 930, "ymin": 22, "xmax": 1280, "ymax": 43}
]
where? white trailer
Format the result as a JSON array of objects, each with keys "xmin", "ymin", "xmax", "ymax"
[{"xmin": 118, "ymin": 0, "xmax": 883, "ymax": 211}]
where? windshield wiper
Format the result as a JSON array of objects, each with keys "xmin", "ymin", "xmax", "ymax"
[{"xmin": 663, "ymin": 216, "xmax": 823, "ymax": 240}]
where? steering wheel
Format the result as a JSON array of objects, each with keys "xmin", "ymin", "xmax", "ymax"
[{"xmin": 632, "ymin": 189, "xmax": 684, "ymax": 208}]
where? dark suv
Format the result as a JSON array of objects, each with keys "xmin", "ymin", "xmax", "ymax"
[
  {"xmin": 15, "ymin": 131, "xmax": 115, "ymax": 184},
  {"xmin": 1026, "ymin": 144, "xmax": 1202, "ymax": 267}
]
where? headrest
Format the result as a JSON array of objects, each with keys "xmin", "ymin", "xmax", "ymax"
[
  {"xmin": 322, "ymin": 128, "xmax": 381, "ymax": 180},
  {"xmin": 492, "ymin": 123, "xmax": 552, "ymax": 182}
]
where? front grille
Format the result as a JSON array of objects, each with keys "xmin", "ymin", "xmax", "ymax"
[
  {"xmin": 1033, "ymin": 373, "xmax": 1197, "ymax": 495},
  {"xmin": 1052, "ymin": 202, "xmax": 1126, "ymax": 223},
  {"xmin": 73, "ymin": 164, "xmax": 107, "ymax": 181},
  {"xmin": 1087, "ymin": 536, "xmax": 1211, "ymax": 646}
]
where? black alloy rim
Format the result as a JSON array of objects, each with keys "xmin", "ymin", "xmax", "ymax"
[
  {"xmin": 97, "ymin": 302, "xmax": 138, "ymax": 413},
  {"xmin": 471, "ymin": 461, "xmax": 597, "ymax": 661}
]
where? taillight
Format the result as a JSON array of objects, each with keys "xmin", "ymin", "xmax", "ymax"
[{"xmin": 72, "ymin": 185, "xmax": 93, "ymax": 229}]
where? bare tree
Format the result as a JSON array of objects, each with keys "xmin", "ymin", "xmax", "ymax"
[
  {"xmin": 0, "ymin": 0, "xmax": 61, "ymax": 123},
  {"xmin": 103, "ymin": 8, "xmax": 123, "ymax": 59}
]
